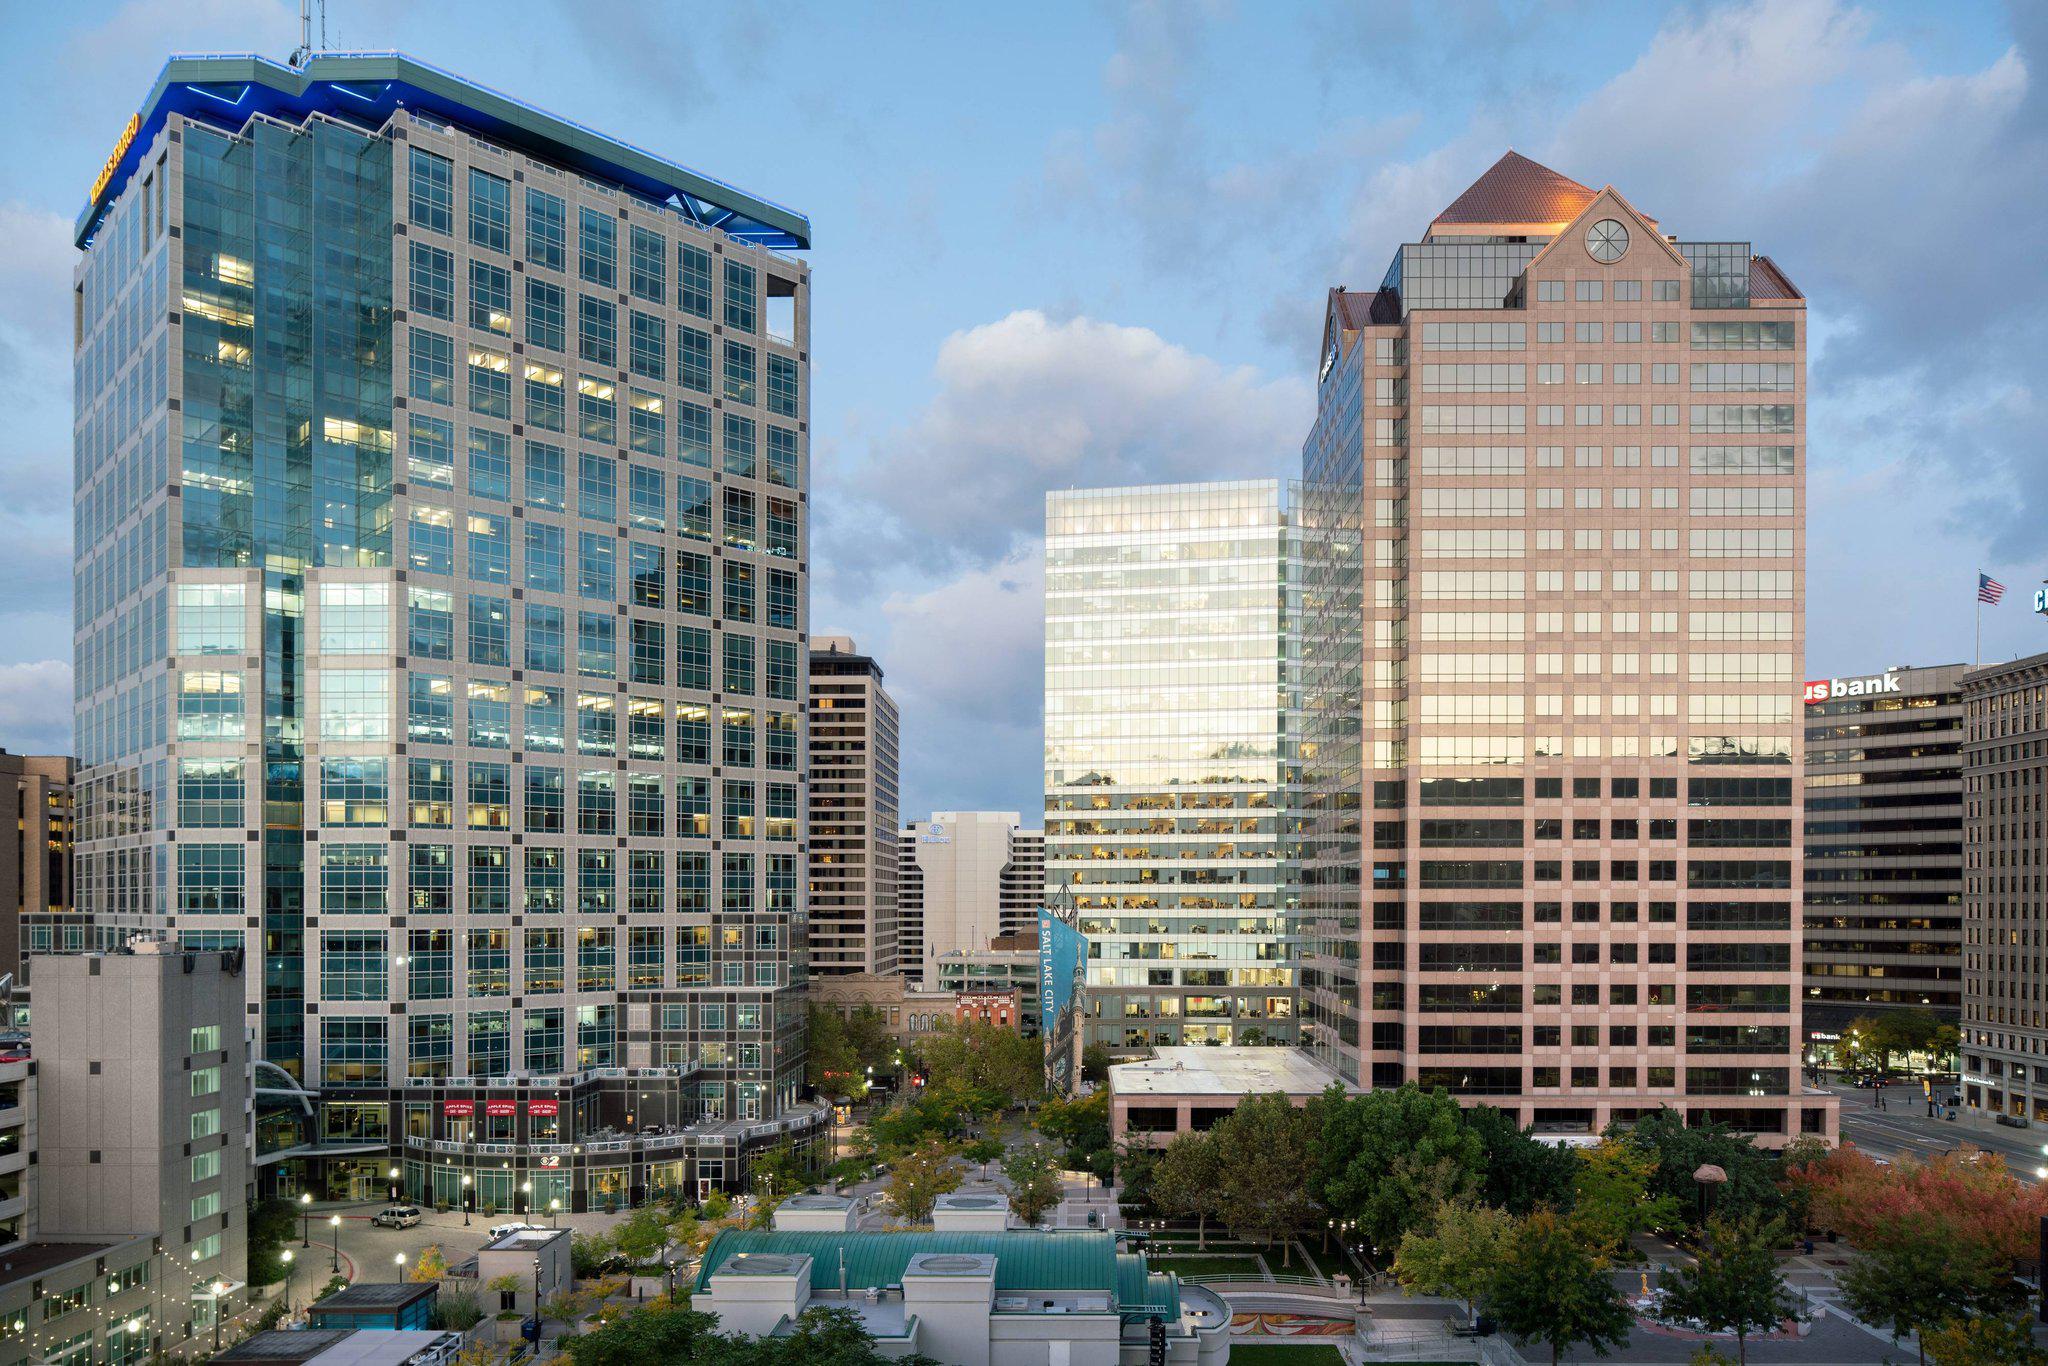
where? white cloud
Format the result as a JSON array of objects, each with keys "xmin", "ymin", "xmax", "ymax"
[
  {"xmin": 821, "ymin": 308, "xmax": 1310, "ymax": 584},
  {"xmin": 0, "ymin": 660, "xmax": 72, "ymax": 756}
]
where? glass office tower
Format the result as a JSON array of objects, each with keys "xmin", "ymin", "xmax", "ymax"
[
  {"xmin": 1044, "ymin": 481, "xmax": 1296, "ymax": 1054},
  {"xmin": 70, "ymin": 52, "xmax": 823, "ymax": 1204}
]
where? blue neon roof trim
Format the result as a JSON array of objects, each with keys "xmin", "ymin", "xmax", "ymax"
[{"xmin": 75, "ymin": 51, "xmax": 811, "ymax": 251}]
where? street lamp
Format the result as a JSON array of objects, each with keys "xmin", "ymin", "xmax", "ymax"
[
  {"xmin": 1694, "ymin": 1163, "xmax": 1729, "ymax": 1227},
  {"xmin": 549, "ymin": 1197, "xmax": 560, "ymax": 1228},
  {"xmin": 521, "ymin": 1180, "xmax": 532, "ymax": 1216},
  {"xmin": 388, "ymin": 1166, "xmax": 400, "ymax": 1202},
  {"xmin": 282, "ymin": 1249, "xmax": 295, "ymax": 1316},
  {"xmin": 462, "ymin": 1174, "xmax": 473, "ymax": 1226},
  {"xmin": 300, "ymin": 1191, "xmax": 313, "ymax": 1247},
  {"xmin": 329, "ymin": 1214, "xmax": 341, "ymax": 1273},
  {"xmin": 211, "ymin": 1279, "xmax": 230, "ymax": 1352},
  {"xmin": 394, "ymin": 1252, "xmax": 407, "ymax": 1283}
]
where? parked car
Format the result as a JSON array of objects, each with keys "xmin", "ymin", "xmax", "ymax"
[
  {"xmin": 489, "ymin": 1221, "xmax": 543, "ymax": 1240},
  {"xmin": 373, "ymin": 1205, "xmax": 423, "ymax": 1229}
]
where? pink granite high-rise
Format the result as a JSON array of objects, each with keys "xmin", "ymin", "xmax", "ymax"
[{"xmin": 1294, "ymin": 152, "xmax": 1836, "ymax": 1145}]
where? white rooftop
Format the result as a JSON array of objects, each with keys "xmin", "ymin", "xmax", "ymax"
[{"xmin": 1108, "ymin": 1046, "xmax": 1351, "ymax": 1098}]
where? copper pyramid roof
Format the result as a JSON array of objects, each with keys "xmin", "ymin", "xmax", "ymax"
[{"xmin": 1432, "ymin": 151, "xmax": 1597, "ymax": 231}]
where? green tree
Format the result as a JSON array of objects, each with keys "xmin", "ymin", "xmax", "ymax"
[
  {"xmin": 1839, "ymin": 1233, "xmax": 2025, "ymax": 1366},
  {"xmin": 1655, "ymin": 1213, "xmax": 1795, "ymax": 1365},
  {"xmin": 1081, "ymin": 1042, "xmax": 1112, "ymax": 1085},
  {"xmin": 1392, "ymin": 1199, "xmax": 1516, "ymax": 1322},
  {"xmin": 1572, "ymin": 1139, "xmax": 1684, "ymax": 1260},
  {"xmin": 753, "ymin": 1139, "xmax": 811, "ymax": 1199},
  {"xmin": 1608, "ymin": 1109, "xmax": 1783, "ymax": 1234},
  {"xmin": 843, "ymin": 1006, "xmax": 898, "ymax": 1076},
  {"xmin": 245, "ymin": 1198, "xmax": 298, "ymax": 1288},
  {"xmin": 806, "ymin": 1006, "xmax": 860, "ymax": 1093},
  {"xmin": 570, "ymin": 1230, "xmax": 617, "ymax": 1278},
  {"xmin": 1463, "ymin": 1104, "xmax": 1579, "ymax": 1215},
  {"xmin": 962, "ymin": 1137, "xmax": 1006, "ymax": 1178},
  {"xmin": 1151, "ymin": 1130, "xmax": 1225, "ymax": 1248},
  {"xmin": 1921, "ymin": 1312, "xmax": 2048, "ymax": 1366},
  {"xmin": 1310, "ymin": 1084, "xmax": 1484, "ymax": 1257},
  {"xmin": 1484, "ymin": 1207, "xmax": 1635, "ymax": 1366},
  {"xmin": 1002, "ymin": 1145, "xmax": 1065, "ymax": 1227},
  {"xmin": 1035, "ymin": 1088, "xmax": 1111, "ymax": 1175},
  {"xmin": 1211, "ymin": 1093, "xmax": 1321, "ymax": 1266},
  {"xmin": 883, "ymin": 1138, "xmax": 963, "ymax": 1226},
  {"xmin": 613, "ymin": 1205, "xmax": 671, "ymax": 1268},
  {"xmin": 915, "ymin": 1019, "xmax": 1043, "ymax": 1111},
  {"xmin": 1112, "ymin": 1137, "xmax": 1161, "ymax": 1213}
]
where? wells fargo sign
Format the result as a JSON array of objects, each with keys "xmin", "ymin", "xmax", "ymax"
[{"xmin": 90, "ymin": 114, "xmax": 141, "ymax": 208}]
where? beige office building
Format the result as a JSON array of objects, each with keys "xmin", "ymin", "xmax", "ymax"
[
  {"xmin": 1296, "ymin": 152, "xmax": 1832, "ymax": 1144},
  {"xmin": 807, "ymin": 638, "xmax": 901, "ymax": 977},
  {"xmin": 897, "ymin": 814, "xmax": 1042, "ymax": 985},
  {"xmin": 0, "ymin": 751, "xmax": 74, "ymax": 990},
  {"xmin": 1960, "ymin": 650, "xmax": 2048, "ymax": 1119}
]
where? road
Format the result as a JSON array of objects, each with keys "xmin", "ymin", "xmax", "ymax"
[{"xmin": 1827, "ymin": 1083, "xmax": 2048, "ymax": 1179}]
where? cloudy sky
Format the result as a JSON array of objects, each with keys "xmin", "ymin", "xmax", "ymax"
[{"xmin": 0, "ymin": 0, "xmax": 2041, "ymax": 821}]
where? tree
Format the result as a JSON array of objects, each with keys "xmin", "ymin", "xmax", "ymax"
[
  {"xmin": 1002, "ymin": 1145, "xmax": 1064, "ymax": 1227},
  {"xmin": 613, "ymin": 1206, "xmax": 671, "ymax": 1268},
  {"xmin": 1392, "ymin": 1199, "xmax": 1515, "ymax": 1323},
  {"xmin": 1654, "ymin": 1213, "xmax": 1795, "ymax": 1365},
  {"xmin": 1211, "ymin": 1093, "xmax": 1321, "ymax": 1266},
  {"xmin": 883, "ymin": 1138, "xmax": 963, "ymax": 1226},
  {"xmin": 1081, "ymin": 1042, "xmax": 1112, "ymax": 1085},
  {"xmin": 1035, "ymin": 1089, "xmax": 1111, "ymax": 1176},
  {"xmin": 753, "ymin": 1140, "xmax": 811, "ymax": 1200},
  {"xmin": 843, "ymin": 1007, "xmax": 898, "ymax": 1077},
  {"xmin": 1921, "ymin": 1312, "xmax": 2048, "ymax": 1366},
  {"xmin": 1483, "ymin": 1207, "xmax": 1635, "ymax": 1365},
  {"xmin": 1572, "ymin": 1139, "xmax": 1683, "ymax": 1260},
  {"xmin": 1310, "ymin": 1084, "xmax": 1483, "ymax": 1257},
  {"xmin": 1608, "ymin": 1109, "xmax": 1783, "ymax": 1234},
  {"xmin": 1151, "ymin": 1131, "xmax": 1225, "ymax": 1248},
  {"xmin": 962, "ymin": 1137, "xmax": 1006, "ymax": 1178},
  {"xmin": 1463, "ymin": 1105, "xmax": 1578, "ymax": 1216},
  {"xmin": 1112, "ymin": 1137, "xmax": 1161, "ymax": 1214},
  {"xmin": 245, "ymin": 1198, "xmax": 299, "ymax": 1289},
  {"xmin": 806, "ymin": 1006, "xmax": 861, "ymax": 1093},
  {"xmin": 410, "ymin": 1245, "xmax": 451, "ymax": 1282},
  {"xmin": 914, "ymin": 1019, "xmax": 1042, "ymax": 1111},
  {"xmin": 1839, "ymin": 1233, "xmax": 2022, "ymax": 1366},
  {"xmin": 570, "ymin": 1231, "xmax": 616, "ymax": 1278}
]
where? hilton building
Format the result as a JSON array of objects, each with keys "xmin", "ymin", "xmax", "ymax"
[
  {"xmin": 1802, "ymin": 664, "xmax": 1965, "ymax": 1052},
  {"xmin": 70, "ymin": 52, "xmax": 824, "ymax": 1207},
  {"xmin": 1294, "ymin": 152, "xmax": 1832, "ymax": 1143}
]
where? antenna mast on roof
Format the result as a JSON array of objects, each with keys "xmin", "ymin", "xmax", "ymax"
[{"xmin": 288, "ymin": 0, "xmax": 327, "ymax": 69}]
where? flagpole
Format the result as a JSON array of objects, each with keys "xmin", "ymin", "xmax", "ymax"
[{"xmin": 1977, "ymin": 572, "xmax": 1983, "ymax": 668}]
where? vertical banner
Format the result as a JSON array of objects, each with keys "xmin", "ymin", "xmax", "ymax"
[{"xmin": 1039, "ymin": 908, "xmax": 1088, "ymax": 1095}]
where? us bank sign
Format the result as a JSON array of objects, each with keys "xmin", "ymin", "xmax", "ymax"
[{"xmin": 1803, "ymin": 671, "xmax": 1901, "ymax": 705}]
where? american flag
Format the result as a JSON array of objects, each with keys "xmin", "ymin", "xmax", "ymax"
[{"xmin": 1979, "ymin": 573, "xmax": 2007, "ymax": 605}]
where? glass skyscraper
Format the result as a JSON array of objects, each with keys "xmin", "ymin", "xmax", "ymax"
[
  {"xmin": 1044, "ymin": 482, "xmax": 1296, "ymax": 1054},
  {"xmin": 71, "ymin": 52, "xmax": 823, "ymax": 1206}
]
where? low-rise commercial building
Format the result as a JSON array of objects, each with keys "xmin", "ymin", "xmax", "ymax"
[
  {"xmin": 1107, "ymin": 1046, "xmax": 1357, "ymax": 1149},
  {"xmin": 933, "ymin": 938, "xmax": 1041, "ymax": 1033},
  {"xmin": 476, "ymin": 1228, "xmax": 571, "ymax": 1319},
  {"xmin": 697, "ymin": 1228, "xmax": 1230, "ymax": 1365}
]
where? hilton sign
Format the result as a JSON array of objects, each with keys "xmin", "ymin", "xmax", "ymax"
[{"xmin": 1803, "ymin": 671, "xmax": 1901, "ymax": 705}]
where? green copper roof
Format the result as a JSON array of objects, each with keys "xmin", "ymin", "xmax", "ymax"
[{"xmin": 697, "ymin": 1228, "xmax": 1180, "ymax": 1322}]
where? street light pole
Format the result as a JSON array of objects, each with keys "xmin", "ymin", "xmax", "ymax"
[
  {"xmin": 462, "ymin": 1175, "xmax": 473, "ymax": 1227},
  {"xmin": 329, "ymin": 1214, "xmax": 341, "ymax": 1274},
  {"xmin": 300, "ymin": 1191, "xmax": 312, "ymax": 1247},
  {"xmin": 282, "ymin": 1249, "xmax": 295, "ymax": 1319},
  {"xmin": 394, "ymin": 1252, "xmax": 406, "ymax": 1283}
]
